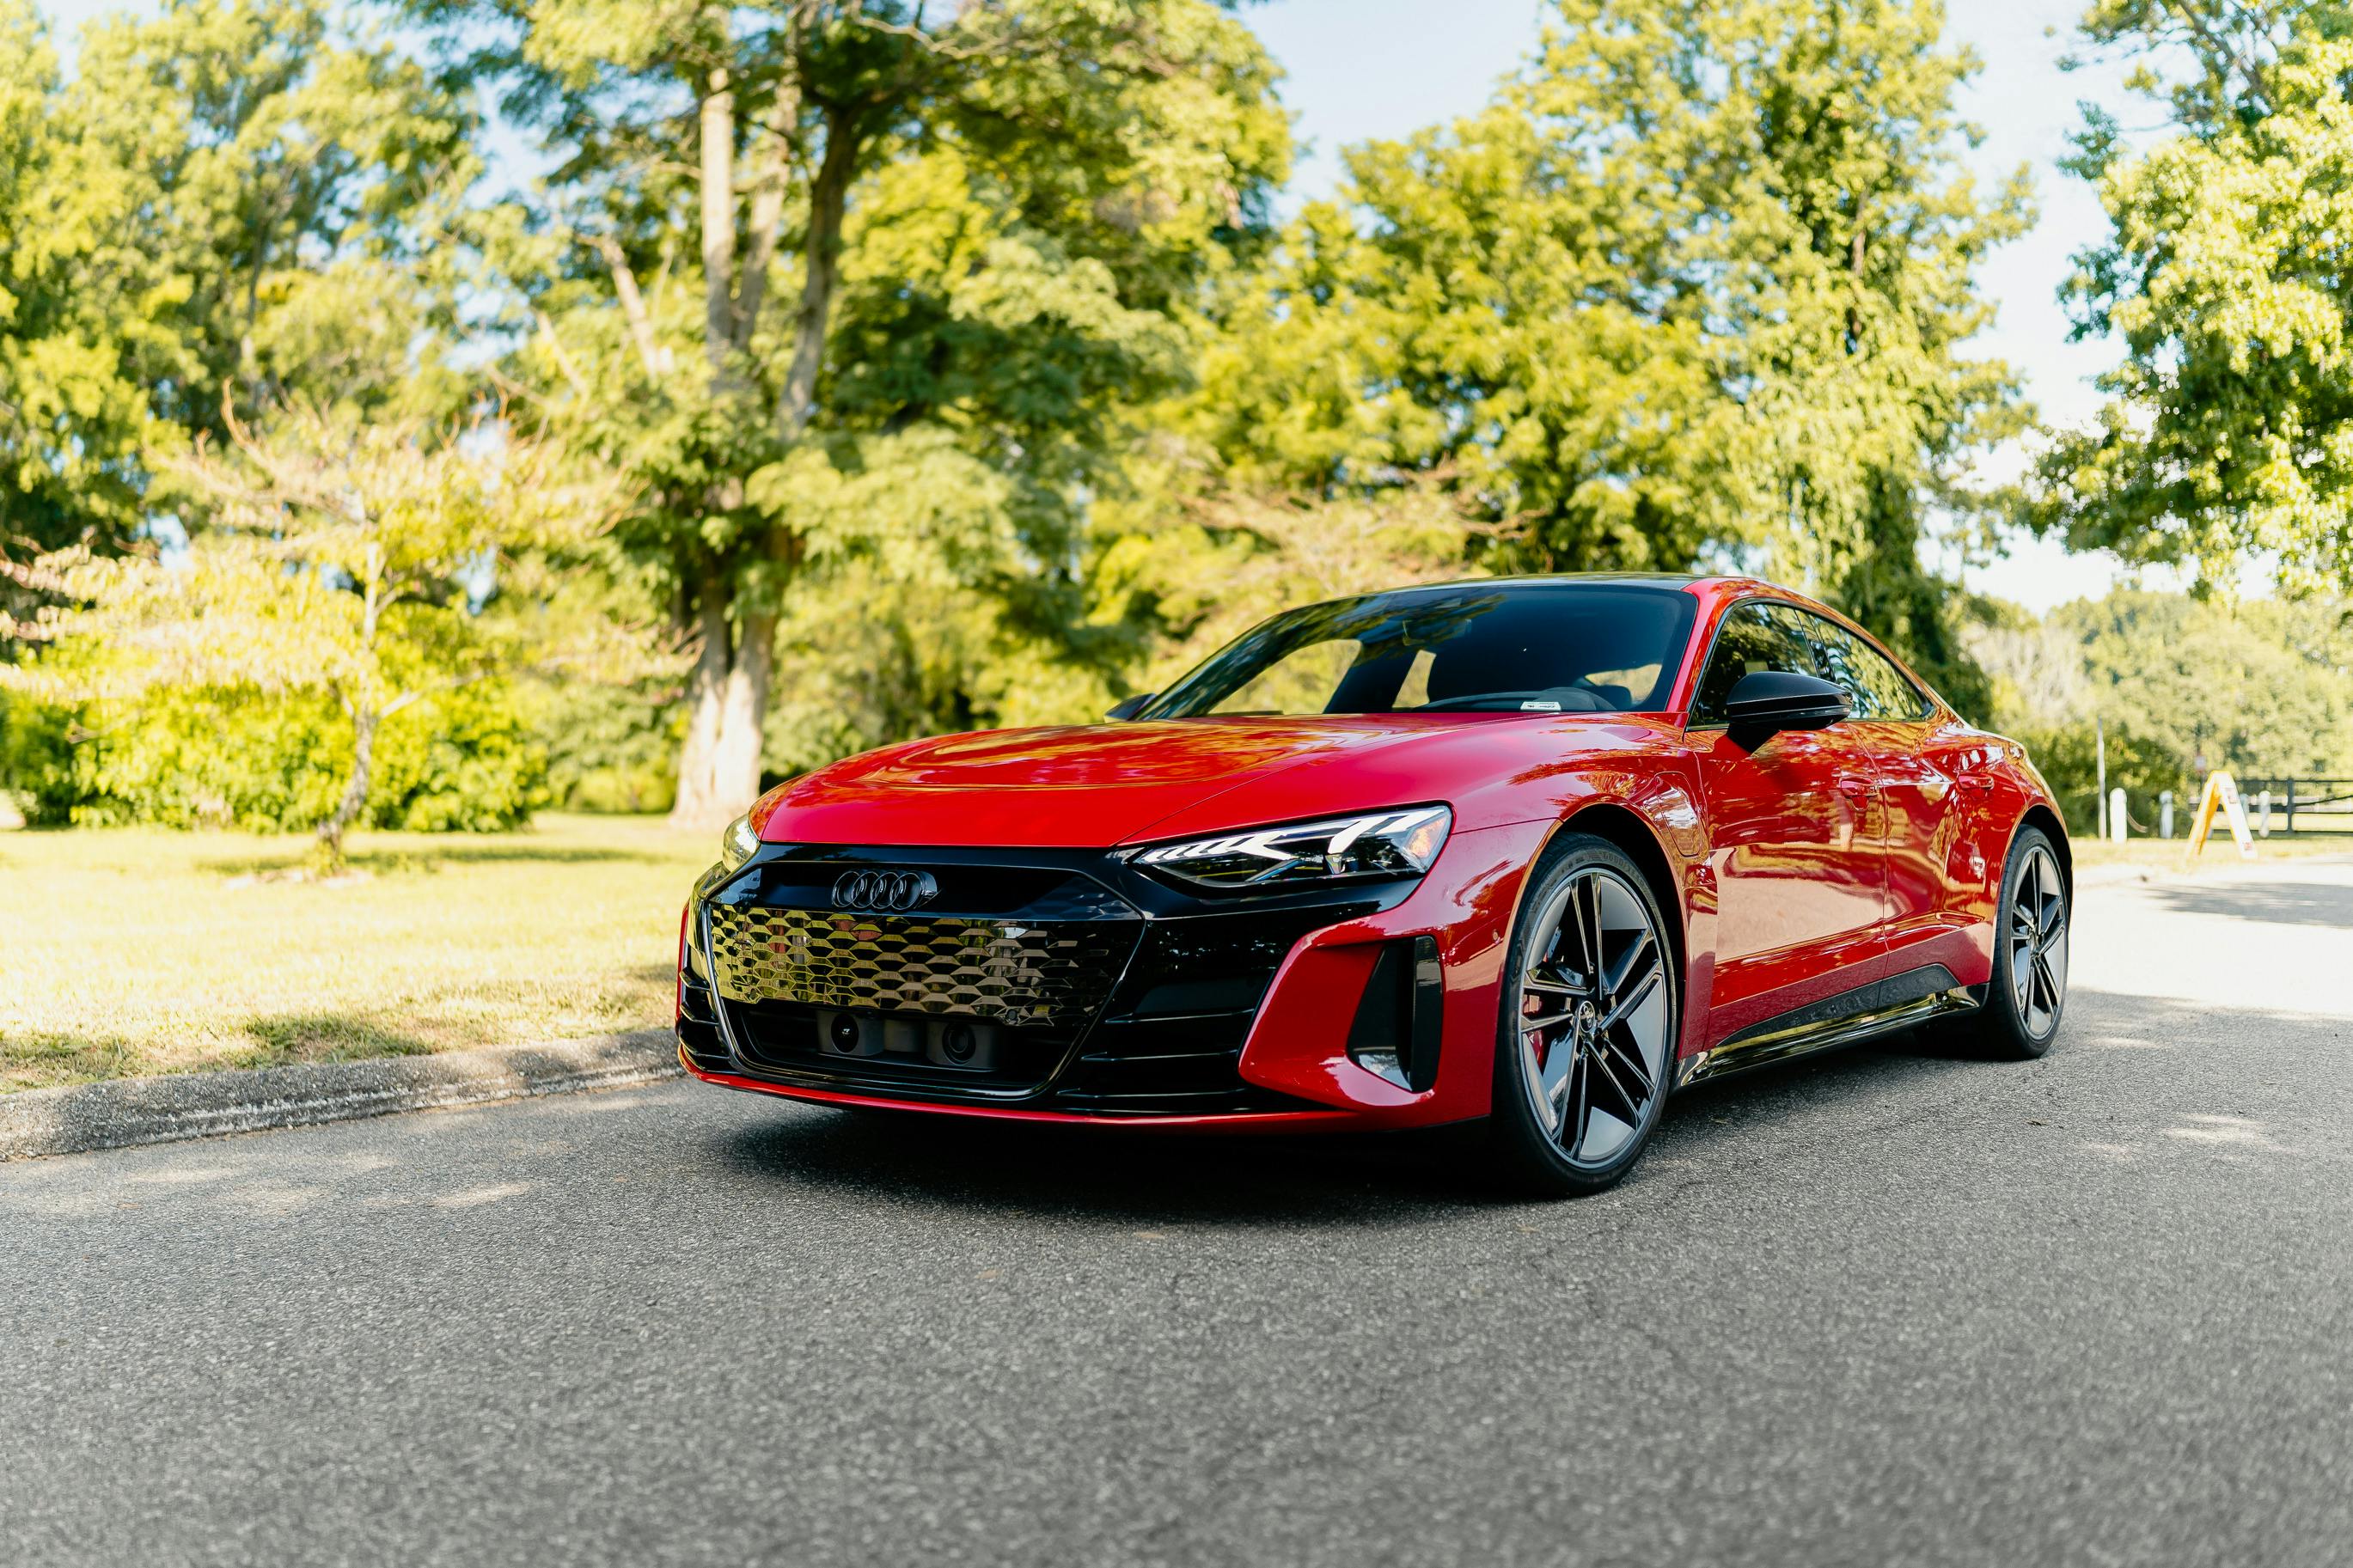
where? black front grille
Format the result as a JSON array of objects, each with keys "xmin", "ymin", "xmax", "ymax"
[
  {"xmin": 688, "ymin": 845, "xmax": 1392, "ymax": 1117},
  {"xmin": 706, "ymin": 906, "xmax": 1135, "ymax": 1029}
]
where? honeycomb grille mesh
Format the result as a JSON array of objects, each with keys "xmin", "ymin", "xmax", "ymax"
[{"xmin": 706, "ymin": 906, "xmax": 1134, "ymax": 1028}]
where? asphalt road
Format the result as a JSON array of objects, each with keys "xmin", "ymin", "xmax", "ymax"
[{"xmin": 5, "ymin": 860, "xmax": 2352, "ymax": 1567}]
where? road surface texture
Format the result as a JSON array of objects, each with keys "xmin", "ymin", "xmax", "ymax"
[{"xmin": 5, "ymin": 859, "xmax": 2350, "ymax": 1567}]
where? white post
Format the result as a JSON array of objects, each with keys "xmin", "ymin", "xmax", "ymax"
[
  {"xmin": 2095, "ymin": 715, "xmax": 2107, "ymax": 840},
  {"xmin": 2109, "ymin": 786, "xmax": 2129, "ymax": 844},
  {"xmin": 2160, "ymin": 790, "xmax": 2174, "ymax": 839},
  {"xmin": 2259, "ymin": 789, "xmax": 2272, "ymax": 837}
]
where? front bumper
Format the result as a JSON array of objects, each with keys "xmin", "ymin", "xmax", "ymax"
[{"xmin": 675, "ymin": 826, "xmax": 1543, "ymax": 1128}]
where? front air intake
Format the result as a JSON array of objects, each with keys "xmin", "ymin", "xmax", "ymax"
[{"xmin": 1346, "ymin": 935, "xmax": 1444, "ymax": 1091}]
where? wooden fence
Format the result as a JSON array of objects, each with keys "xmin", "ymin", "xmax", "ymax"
[{"xmin": 2237, "ymin": 778, "xmax": 2353, "ymax": 836}]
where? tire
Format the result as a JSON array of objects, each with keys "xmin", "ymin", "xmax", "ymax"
[
  {"xmin": 1961, "ymin": 825, "xmax": 2070, "ymax": 1060},
  {"xmin": 1482, "ymin": 833, "xmax": 1678, "ymax": 1198}
]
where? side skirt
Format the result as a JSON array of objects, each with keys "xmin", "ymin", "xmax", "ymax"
[{"xmin": 1674, "ymin": 965, "xmax": 1977, "ymax": 1089}]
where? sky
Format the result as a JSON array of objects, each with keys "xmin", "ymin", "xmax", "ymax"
[{"xmin": 40, "ymin": 0, "xmax": 2146, "ymax": 610}]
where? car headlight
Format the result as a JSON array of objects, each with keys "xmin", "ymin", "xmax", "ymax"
[
  {"xmin": 717, "ymin": 810, "xmax": 761, "ymax": 874},
  {"xmin": 1128, "ymin": 806, "xmax": 1452, "ymax": 892}
]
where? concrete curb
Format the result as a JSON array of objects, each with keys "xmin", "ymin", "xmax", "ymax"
[{"xmin": 0, "ymin": 1029, "xmax": 683, "ymax": 1162}]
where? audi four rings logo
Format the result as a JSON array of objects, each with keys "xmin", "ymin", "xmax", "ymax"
[{"xmin": 831, "ymin": 869, "xmax": 939, "ymax": 912}]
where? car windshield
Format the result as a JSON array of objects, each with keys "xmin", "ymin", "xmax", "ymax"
[{"xmin": 1140, "ymin": 582, "xmax": 1700, "ymax": 719}]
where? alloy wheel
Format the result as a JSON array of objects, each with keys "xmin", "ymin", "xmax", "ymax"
[
  {"xmin": 2008, "ymin": 844, "xmax": 2069, "ymax": 1038},
  {"xmin": 1517, "ymin": 868, "xmax": 1672, "ymax": 1169}
]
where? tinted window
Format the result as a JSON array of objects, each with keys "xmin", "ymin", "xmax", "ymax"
[
  {"xmin": 1691, "ymin": 601, "xmax": 1817, "ymax": 722},
  {"xmin": 1695, "ymin": 601, "xmax": 1933, "ymax": 723},
  {"xmin": 1144, "ymin": 583, "xmax": 1700, "ymax": 718},
  {"xmin": 1802, "ymin": 615, "xmax": 1930, "ymax": 721}
]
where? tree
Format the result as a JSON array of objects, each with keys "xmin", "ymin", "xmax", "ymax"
[
  {"xmin": 2058, "ymin": 589, "xmax": 2353, "ymax": 781},
  {"xmin": 1963, "ymin": 599, "xmax": 2094, "ymax": 733},
  {"xmin": 3, "ymin": 0, "xmax": 535, "ymax": 830},
  {"xmin": 71, "ymin": 0, "xmax": 482, "ymax": 439},
  {"xmin": 1193, "ymin": 0, "xmax": 2026, "ymax": 684},
  {"xmin": 3, "ymin": 0, "xmax": 482, "ymax": 636},
  {"xmin": 418, "ymin": 0, "xmax": 1290, "ymax": 827},
  {"xmin": 1966, "ymin": 586, "xmax": 2353, "ymax": 832},
  {"xmin": 0, "ymin": 0, "xmax": 162, "ymax": 607},
  {"xmin": 2, "ymin": 408, "xmax": 609, "ymax": 860},
  {"xmin": 2041, "ymin": 1, "xmax": 2353, "ymax": 592}
]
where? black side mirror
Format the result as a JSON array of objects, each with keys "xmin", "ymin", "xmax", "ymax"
[
  {"xmin": 1105, "ymin": 692, "xmax": 1156, "ymax": 721},
  {"xmin": 1724, "ymin": 671, "xmax": 1849, "ymax": 744}
]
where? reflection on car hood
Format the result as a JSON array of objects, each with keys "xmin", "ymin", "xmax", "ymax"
[{"xmin": 754, "ymin": 712, "xmax": 1659, "ymax": 849}]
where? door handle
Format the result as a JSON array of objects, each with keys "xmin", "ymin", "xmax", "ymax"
[
  {"xmin": 1956, "ymin": 775, "xmax": 1993, "ymax": 794},
  {"xmin": 1837, "ymin": 776, "xmax": 1868, "ymax": 798}
]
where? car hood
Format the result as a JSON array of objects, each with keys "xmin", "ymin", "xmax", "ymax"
[{"xmin": 754, "ymin": 712, "xmax": 1676, "ymax": 849}]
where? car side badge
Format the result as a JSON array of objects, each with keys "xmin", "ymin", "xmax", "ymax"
[{"xmin": 1519, "ymin": 699, "xmax": 1562, "ymax": 711}]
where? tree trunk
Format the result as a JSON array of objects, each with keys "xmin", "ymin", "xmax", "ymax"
[
  {"xmin": 317, "ymin": 706, "xmax": 379, "ymax": 868},
  {"xmin": 779, "ymin": 104, "xmax": 861, "ymax": 442},
  {"xmin": 708, "ymin": 606, "xmax": 774, "ymax": 809},
  {"xmin": 699, "ymin": 59, "xmax": 738, "ymax": 378},
  {"xmin": 668, "ymin": 57, "xmax": 868, "ymax": 831},
  {"xmin": 669, "ymin": 634, "xmax": 772, "ymax": 831},
  {"xmin": 668, "ymin": 573, "xmax": 738, "ymax": 841}
]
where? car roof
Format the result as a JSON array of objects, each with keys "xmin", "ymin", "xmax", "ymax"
[
  {"xmin": 1276, "ymin": 572, "xmax": 1775, "ymax": 625},
  {"xmin": 1375, "ymin": 571, "xmax": 1712, "ymax": 591}
]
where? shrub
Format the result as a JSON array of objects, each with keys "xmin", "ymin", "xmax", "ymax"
[
  {"xmin": 0, "ymin": 692, "xmax": 87, "ymax": 827},
  {"xmin": 526, "ymin": 676, "xmax": 681, "ymax": 816},
  {"xmin": 70, "ymin": 683, "xmax": 544, "ymax": 833}
]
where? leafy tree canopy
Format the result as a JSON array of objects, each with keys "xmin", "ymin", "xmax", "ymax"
[
  {"xmin": 0, "ymin": 0, "xmax": 162, "ymax": 570},
  {"xmin": 1969, "ymin": 585, "xmax": 2353, "ymax": 829},
  {"xmin": 2043, "ymin": 1, "xmax": 2353, "ymax": 592},
  {"xmin": 2058, "ymin": 589, "xmax": 2353, "ymax": 780},
  {"xmin": 1190, "ymin": 0, "xmax": 2027, "ymax": 604},
  {"xmin": 3, "ymin": 0, "xmax": 483, "ymax": 616},
  {"xmin": 421, "ymin": 0, "xmax": 1293, "ymax": 825}
]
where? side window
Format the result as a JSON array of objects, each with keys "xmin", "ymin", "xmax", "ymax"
[
  {"xmin": 1692, "ymin": 602, "xmax": 1815, "ymax": 723},
  {"xmin": 1851, "ymin": 631, "xmax": 1931, "ymax": 720},
  {"xmin": 1798, "ymin": 614, "xmax": 1930, "ymax": 721},
  {"xmin": 1795, "ymin": 613, "xmax": 1877, "ymax": 718}
]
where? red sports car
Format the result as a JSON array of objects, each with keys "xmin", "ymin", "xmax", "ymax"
[{"xmin": 676, "ymin": 575, "xmax": 2070, "ymax": 1194}]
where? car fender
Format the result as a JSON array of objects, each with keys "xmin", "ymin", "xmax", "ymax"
[{"xmin": 1233, "ymin": 768, "xmax": 1707, "ymax": 1126}]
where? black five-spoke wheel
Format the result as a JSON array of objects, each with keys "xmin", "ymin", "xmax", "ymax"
[
  {"xmin": 2008, "ymin": 839, "xmax": 2069, "ymax": 1038},
  {"xmin": 1958, "ymin": 824, "xmax": 2070, "ymax": 1059},
  {"xmin": 1489, "ymin": 836, "xmax": 1676, "ymax": 1195}
]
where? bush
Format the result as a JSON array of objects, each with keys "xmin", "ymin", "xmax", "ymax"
[
  {"xmin": 0, "ymin": 692, "xmax": 86, "ymax": 827},
  {"xmin": 526, "ymin": 676, "xmax": 681, "ymax": 816},
  {"xmin": 70, "ymin": 683, "xmax": 546, "ymax": 833},
  {"xmin": 374, "ymin": 689, "xmax": 550, "ymax": 832}
]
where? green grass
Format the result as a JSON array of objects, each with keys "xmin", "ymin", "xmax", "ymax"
[
  {"xmin": 6, "ymin": 808, "xmax": 2342, "ymax": 1097},
  {"xmin": 2071, "ymin": 830, "xmax": 2353, "ymax": 872},
  {"xmin": 0, "ymin": 814, "xmax": 715, "ymax": 1094}
]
